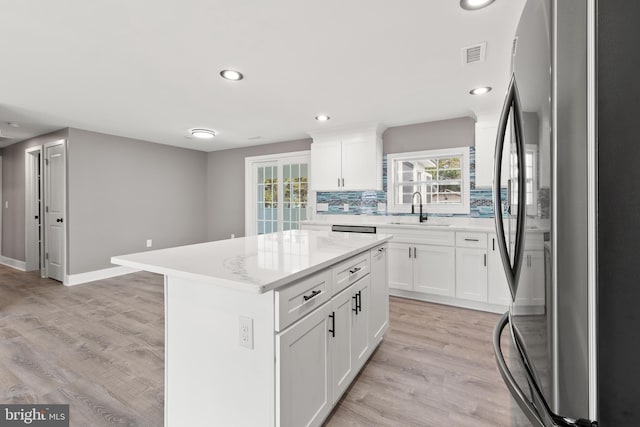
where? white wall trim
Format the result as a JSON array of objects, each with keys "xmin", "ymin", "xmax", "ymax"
[
  {"xmin": 64, "ymin": 265, "xmax": 139, "ymax": 286},
  {"xmin": 0, "ymin": 256, "xmax": 27, "ymax": 271}
]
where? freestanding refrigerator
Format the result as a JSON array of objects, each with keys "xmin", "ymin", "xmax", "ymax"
[{"xmin": 491, "ymin": 0, "xmax": 602, "ymax": 425}]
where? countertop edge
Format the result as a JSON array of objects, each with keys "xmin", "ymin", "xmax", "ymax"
[{"xmin": 111, "ymin": 235, "xmax": 392, "ymax": 294}]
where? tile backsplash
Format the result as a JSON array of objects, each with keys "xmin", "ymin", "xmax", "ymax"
[{"xmin": 316, "ymin": 147, "xmax": 508, "ymax": 219}]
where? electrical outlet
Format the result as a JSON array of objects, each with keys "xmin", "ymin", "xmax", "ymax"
[
  {"xmin": 343, "ymin": 203, "xmax": 349, "ymax": 212},
  {"xmin": 230, "ymin": 234, "xmax": 235, "ymax": 239},
  {"xmin": 316, "ymin": 203, "xmax": 329, "ymax": 212},
  {"xmin": 146, "ymin": 239, "xmax": 152, "ymax": 248},
  {"xmin": 239, "ymin": 316, "xmax": 254, "ymax": 349}
]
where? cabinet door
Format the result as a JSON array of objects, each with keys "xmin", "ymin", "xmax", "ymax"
[
  {"xmin": 341, "ymin": 136, "xmax": 379, "ymax": 190},
  {"xmin": 310, "ymin": 139, "xmax": 341, "ymax": 191},
  {"xmin": 329, "ymin": 286, "xmax": 354, "ymax": 403},
  {"xmin": 387, "ymin": 242, "xmax": 412, "ymax": 291},
  {"xmin": 413, "ymin": 245, "xmax": 456, "ymax": 297},
  {"xmin": 351, "ymin": 275, "xmax": 370, "ymax": 371},
  {"xmin": 455, "ymin": 247, "xmax": 488, "ymax": 302},
  {"xmin": 277, "ymin": 302, "xmax": 332, "ymax": 427},
  {"xmin": 369, "ymin": 245, "xmax": 389, "ymax": 345},
  {"xmin": 487, "ymin": 234, "xmax": 512, "ymax": 306},
  {"xmin": 528, "ymin": 251, "xmax": 546, "ymax": 306}
]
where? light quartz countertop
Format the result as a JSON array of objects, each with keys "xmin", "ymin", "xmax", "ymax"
[
  {"xmin": 300, "ymin": 216, "xmax": 550, "ymax": 233},
  {"xmin": 111, "ymin": 230, "xmax": 391, "ymax": 294}
]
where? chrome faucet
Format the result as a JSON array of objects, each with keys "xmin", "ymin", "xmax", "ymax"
[{"xmin": 411, "ymin": 191, "xmax": 428, "ymax": 222}]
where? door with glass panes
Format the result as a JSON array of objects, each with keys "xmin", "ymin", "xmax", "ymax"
[{"xmin": 248, "ymin": 153, "xmax": 310, "ymax": 235}]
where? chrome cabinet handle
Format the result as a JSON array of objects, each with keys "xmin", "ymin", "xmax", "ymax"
[
  {"xmin": 413, "ymin": 247, "xmax": 417, "ymax": 258},
  {"xmin": 484, "ymin": 254, "xmax": 487, "ymax": 267},
  {"xmin": 341, "ymin": 178, "xmax": 345, "ymax": 187},
  {"xmin": 409, "ymin": 247, "xmax": 412, "ymax": 258},
  {"xmin": 337, "ymin": 177, "xmax": 340, "ymax": 187},
  {"xmin": 303, "ymin": 289, "xmax": 321, "ymax": 301}
]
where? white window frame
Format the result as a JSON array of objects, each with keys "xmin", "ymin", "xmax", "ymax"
[
  {"xmin": 245, "ymin": 151, "xmax": 311, "ymax": 236},
  {"xmin": 387, "ymin": 147, "xmax": 470, "ymax": 214}
]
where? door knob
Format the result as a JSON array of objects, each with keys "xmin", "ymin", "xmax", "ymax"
[{"xmin": 56, "ymin": 218, "xmax": 63, "ymax": 223}]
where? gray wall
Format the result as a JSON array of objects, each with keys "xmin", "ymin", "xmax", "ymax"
[
  {"xmin": 67, "ymin": 128, "xmax": 208, "ymax": 274},
  {"xmin": 1, "ymin": 129, "xmax": 69, "ymax": 261},
  {"xmin": 207, "ymin": 139, "xmax": 311, "ymax": 241},
  {"xmin": 382, "ymin": 117, "xmax": 475, "ymax": 154}
]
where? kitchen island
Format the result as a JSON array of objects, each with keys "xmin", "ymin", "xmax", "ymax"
[{"xmin": 111, "ymin": 230, "xmax": 391, "ymax": 427}]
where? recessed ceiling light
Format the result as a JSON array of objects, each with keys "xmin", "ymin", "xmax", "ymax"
[
  {"xmin": 220, "ymin": 70, "xmax": 244, "ymax": 81},
  {"xmin": 315, "ymin": 115, "xmax": 330, "ymax": 122},
  {"xmin": 191, "ymin": 128, "xmax": 217, "ymax": 139},
  {"xmin": 460, "ymin": 0, "xmax": 496, "ymax": 11},
  {"xmin": 469, "ymin": 86, "xmax": 492, "ymax": 95}
]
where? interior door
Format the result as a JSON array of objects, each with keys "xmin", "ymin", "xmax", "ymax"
[{"xmin": 45, "ymin": 141, "xmax": 65, "ymax": 282}]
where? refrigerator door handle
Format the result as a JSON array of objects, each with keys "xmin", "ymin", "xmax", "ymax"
[
  {"xmin": 493, "ymin": 74, "xmax": 528, "ymax": 301},
  {"xmin": 493, "ymin": 313, "xmax": 545, "ymax": 427}
]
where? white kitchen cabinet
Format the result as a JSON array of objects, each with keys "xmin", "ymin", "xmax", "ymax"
[
  {"xmin": 369, "ymin": 245, "xmax": 389, "ymax": 344},
  {"xmin": 351, "ymin": 275, "xmax": 370, "ymax": 368},
  {"xmin": 517, "ymin": 250, "xmax": 545, "ymax": 307},
  {"xmin": 487, "ymin": 234, "xmax": 513, "ymax": 306},
  {"xmin": 329, "ymin": 286, "xmax": 354, "ymax": 404},
  {"xmin": 277, "ymin": 302, "xmax": 333, "ymax": 427},
  {"xmin": 455, "ymin": 247, "xmax": 488, "ymax": 302},
  {"xmin": 388, "ymin": 242, "xmax": 413, "ymax": 291},
  {"xmin": 309, "ymin": 126, "xmax": 383, "ymax": 191},
  {"xmin": 413, "ymin": 245, "xmax": 456, "ymax": 297},
  {"xmin": 475, "ymin": 119, "xmax": 510, "ymax": 188}
]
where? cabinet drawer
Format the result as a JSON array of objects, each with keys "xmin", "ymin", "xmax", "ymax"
[
  {"xmin": 332, "ymin": 252, "xmax": 370, "ymax": 295},
  {"xmin": 456, "ymin": 232, "xmax": 488, "ymax": 249},
  {"xmin": 275, "ymin": 270, "xmax": 332, "ymax": 332}
]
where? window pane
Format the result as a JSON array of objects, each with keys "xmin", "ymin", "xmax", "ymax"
[
  {"xmin": 258, "ymin": 221, "xmax": 264, "ymax": 234},
  {"xmin": 439, "ymin": 169, "xmax": 461, "ymax": 180},
  {"xmin": 265, "ymin": 222, "xmax": 272, "ymax": 234},
  {"xmin": 439, "ymin": 157, "xmax": 460, "ymax": 169},
  {"xmin": 300, "ymin": 163, "xmax": 308, "ymax": 178},
  {"xmin": 283, "ymin": 164, "xmax": 290, "ymax": 179},
  {"xmin": 283, "ymin": 222, "xmax": 290, "ymax": 231}
]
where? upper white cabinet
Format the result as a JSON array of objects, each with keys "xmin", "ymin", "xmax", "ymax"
[
  {"xmin": 475, "ymin": 118, "xmax": 510, "ymax": 188},
  {"xmin": 309, "ymin": 125, "xmax": 384, "ymax": 191}
]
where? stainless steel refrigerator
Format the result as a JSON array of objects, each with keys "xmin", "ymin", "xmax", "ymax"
[{"xmin": 491, "ymin": 0, "xmax": 600, "ymax": 425}]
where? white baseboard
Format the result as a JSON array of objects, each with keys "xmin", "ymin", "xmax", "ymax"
[
  {"xmin": 389, "ymin": 288, "xmax": 509, "ymax": 314},
  {"xmin": 0, "ymin": 256, "xmax": 27, "ymax": 271},
  {"xmin": 64, "ymin": 266, "xmax": 139, "ymax": 286}
]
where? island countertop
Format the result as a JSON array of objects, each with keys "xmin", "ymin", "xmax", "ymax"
[{"xmin": 111, "ymin": 229, "xmax": 392, "ymax": 293}]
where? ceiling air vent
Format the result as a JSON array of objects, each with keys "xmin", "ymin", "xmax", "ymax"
[{"xmin": 462, "ymin": 42, "xmax": 487, "ymax": 65}]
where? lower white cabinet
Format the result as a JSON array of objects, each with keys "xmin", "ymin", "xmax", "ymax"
[
  {"xmin": 455, "ymin": 247, "xmax": 488, "ymax": 302},
  {"xmin": 516, "ymin": 250, "xmax": 545, "ymax": 307},
  {"xmin": 277, "ymin": 303, "xmax": 333, "ymax": 427},
  {"xmin": 277, "ymin": 245, "xmax": 387, "ymax": 427},
  {"xmin": 487, "ymin": 234, "xmax": 512, "ymax": 305},
  {"xmin": 388, "ymin": 242, "xmax": 455, "ymax": 297}
]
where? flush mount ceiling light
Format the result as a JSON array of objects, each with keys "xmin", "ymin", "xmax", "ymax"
[
  {"xmin": 460, "ymin": 0, "xmax": 496, "ymax": 10},
  {"xmin": 191, "ymin": 128, "xmax": 217, "ymax": 139},
  {"xmin": 469, "ymin": 86, "xmax": 492, "ymax": 95},
  {"xmin": 220, "ymin": 69, "xmax": 244, "ymax": 81},
  {"xmin": 315, "ymin": 114, "xmax": 330, "ymax": 122}
]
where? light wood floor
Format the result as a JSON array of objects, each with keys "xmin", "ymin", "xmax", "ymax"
[{"xmin": 0, "ymin": 266, "xmax": 516, "ymax": 426}]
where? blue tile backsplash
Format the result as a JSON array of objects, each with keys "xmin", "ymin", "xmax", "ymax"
[{"xmin": 316, "ymin": 147, "xmax": 508, "ymax": 218}]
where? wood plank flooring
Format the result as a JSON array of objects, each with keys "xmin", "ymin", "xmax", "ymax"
[{"xmin": 0, "ymin": 265, "xmax": 518, "ymax": 427}]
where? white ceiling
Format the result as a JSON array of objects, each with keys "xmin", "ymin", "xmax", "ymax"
[{"xmin": 0, "ymin": 0, "xmax": 525, "ymax": 151}]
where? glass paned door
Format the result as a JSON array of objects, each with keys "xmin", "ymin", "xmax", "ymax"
[
  {"xmin": 256, "ymin": 163, "xmax": 278, "ymax": 235},
  {"xmin": 248, "ymin": 153, "xmax": 310, "ymax": 235}
]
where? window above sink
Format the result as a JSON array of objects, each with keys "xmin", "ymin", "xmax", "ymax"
[{"xmin": 387, "ymin": 147, "xmax": 470, "ymax": 215}]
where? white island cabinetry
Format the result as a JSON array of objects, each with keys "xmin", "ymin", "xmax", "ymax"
[{"xmin": 112, "ymin": 231, "xmax": 390, "ymax": 427}]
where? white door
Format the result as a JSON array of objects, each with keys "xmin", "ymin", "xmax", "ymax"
[
  {"xmin": 369, "ymin": 245, "xmax": 388, "ymax": 344},
  {"xmin": 276, "ymin": 302, "xmax": 332, "ymax": 427},
  {"xmin": 351, "ymin": 275, "xmax": 370, "ymax": 369},
  {"xmin": 488, "ymin": 234, "xmax": 512, "ymax": 306},
  {"xmin": 413, "ymin": 245, "xmax": 456, "ymax": 296},
  {"xmin": 310, "ymin": 139, "xmax": 341, "ymax": 191},
  {"xmin": 387, "ymin": 242, "xmax": 412, "ymax": 291},
  {"xmin": 455, "ymin": 247, "xmax": 488, "ymax": 302},
  {"xmin": 330, "ymin": 285, "xmax": 354, "ymax": 403},
  {"xmin": 44, "ymin": 141, "xmax": 66, "ymax": 282}
]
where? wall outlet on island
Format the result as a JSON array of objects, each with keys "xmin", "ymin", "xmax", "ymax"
[
  {"xmin": 146, "ymin": 239, "xmax": 152, "ymax": 248},
  {"xmin": 239, "ymin": 316, "xmax": 254, "ymax": 349}
]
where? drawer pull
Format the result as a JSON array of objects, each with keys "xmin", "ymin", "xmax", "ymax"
[
  {"xmin": 352, "ymin": 294, "xmax": 359, "ymax": 315},
  {"xmin": 378, "ymin": 247, "xmax": 385, "ymax": 253},
  {"xmin": 328, "ymin": 312, "xmax": 335, "ymax": 337},
  {"xmin": 303, "ymin": 289, "xmax": 321, "ymax": 301},
  {"xmin": 465, "ymin": 238, "xmax": 480, "ymax": 242},
  {"xmin": 349, "ymin": 267, "xmax": 362, "ymax": 275}
]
